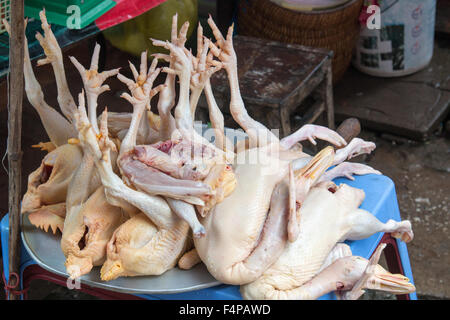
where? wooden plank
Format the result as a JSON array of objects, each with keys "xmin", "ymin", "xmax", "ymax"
[
  {"xmin": 7, "ymin": 0, "xmax": 25, "ymax": 300},
  {"xmin": 209, "ymin": 35, "xmax": 330, "ymax": 108}
]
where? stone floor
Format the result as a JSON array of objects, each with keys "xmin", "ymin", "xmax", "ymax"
[
  {"xmin": 358, "ymin": 130, "xmax": 449, "ymax": 299},
  {"xmin": 0, "ymin": 26, "xmax": 448, "ymax": 302}
]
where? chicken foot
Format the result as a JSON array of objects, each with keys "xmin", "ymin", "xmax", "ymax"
[
  {"xmin": 34, "ymin": 10, "xmax": 77, "ymax": 123},
  {"xmin": 2, "ymin": 19, "xmax": 76, "ymax": 147},
  {"xmin": 204, "ymin": 80, "xmax": 234, "ymax": 153},
  {"xmin": 70, "ymin": 44, "xmax": 120, "ymax": 134},
  {"xmin": 318, "ymin": 162, "xmax": 382, "ymax": 183},
  {"xmin": 208, "ymin": 20, "xmax": 344, "ymax": 155},
  {"xmin": 153, "ymin": 14, "xmax": 185, "ymax": 141},
  {"xmin": 333, "ymin": 138, "xmax": 376, "ymax": 165},
  {"xmin": 189, "ymin": 24, "xmax": 222, "ymax": 121},
  {"xmin": 152, "ymin": 32, "xmax": 231, "ymax": 161},
  {"xmin": 117, "ymin": 52, "xmax": 162, "ymax": 155},
  {"xmin": 280, "ymin": 124, "xmax": 347, "ymax": 150}
]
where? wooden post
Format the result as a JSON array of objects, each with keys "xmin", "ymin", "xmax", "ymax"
[{"xmin": 7, "ymin": 0, "xmax": 24, "ymax": 300}]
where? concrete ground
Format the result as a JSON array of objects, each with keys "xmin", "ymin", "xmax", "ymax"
[{"xmin": 359, "ymin": 130, "xmax": 449, "ymax": 299}]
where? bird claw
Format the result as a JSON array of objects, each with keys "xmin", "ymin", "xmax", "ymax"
[
  {"xmin": 318, "ymin": 162, "xmax": 382, "ymax": 183},
  {"xmin": 70, "ymin": 43, "xmax": 120, "ymax": 97},
  {"xmin": 280, "ymin": 124, "xmax": 347, "ymax": 150},
  {"xmin": 117, "ymin": 51, "xmax": 161, "ymax": 107},
  {"xmin": 333, "ymin": 138, "xmax": 377, "ymax": 165},
  {"xmin": 35, "ymin": 10, "xmax": 62, "ymax": 66},
  {"xmin": 207, "ymin": 17, "xmax": 236, "ymax": 69},
  {"xmin": 347, "ymin": 138, "xmax": 376, "ymax": 159}
]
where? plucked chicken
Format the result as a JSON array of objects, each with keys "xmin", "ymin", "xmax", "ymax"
[
  {"xmin": 192, "ymin": 19, "xmax": 384, "ymax": 286},
  {"xmin": 11, "ymin": 11, "xmax": 417, "ymax": 301}
]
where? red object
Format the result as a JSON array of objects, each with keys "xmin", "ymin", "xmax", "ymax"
[
  {"xmin": 21, "ymin": 265, "xmax": 145, "ymax": 300},
  {"xmin": 12, "ymin": 233, "xmax": 410, "ymax": 300},
  {"xmin": 378, "ymin": 233, "xmax": 410, "ymax": 300},
  {"xmin": 359, "ymin": 0, "xmax": 380, "ymax": 26},
  {"xmin": 2, "ymin": 271, "xmax": 29, "ymax": 299},
  {"xmin": 95, "ymin": 0, "xmax": 167, "ymax": 30}
]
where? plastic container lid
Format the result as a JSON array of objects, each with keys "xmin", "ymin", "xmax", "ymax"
[{"xmin": 270, "ymin": 0, "xmax": 352, "ymax": 11}]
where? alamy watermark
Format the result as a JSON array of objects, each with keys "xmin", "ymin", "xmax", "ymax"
[
  {"xmin": 66, "ymin": 265, "xmax": 81, "ymax": 290},
  {"xmin": 66, "ymin": 5, "xmax": 81, "ymax": 29},
  {"xmin": 366, "ymin": 5, "xmax": 381, "ymax": 30}
]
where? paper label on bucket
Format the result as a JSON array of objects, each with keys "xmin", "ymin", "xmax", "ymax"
[{"xmin": 354, "ymin": 0, "xmax": 436, "ymax": 76}]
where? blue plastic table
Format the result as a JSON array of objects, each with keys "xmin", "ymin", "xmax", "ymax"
[{"xmin": 1, "ymin": 174, "xmax": 417, "ymax": 300}]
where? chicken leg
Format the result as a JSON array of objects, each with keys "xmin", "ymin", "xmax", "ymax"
[
  {"xmin": 207, "ymin": 19, "xmax": 278, "ymax": 148},
  {"xmin": 2, "ymin": 18, "xmax": 76, "ymax": 147},
  {"xmin": 35, "ymin": 10, "xmax": 77, "ymax": 124},
  {"xmin": 70, "ymin": 44, "xmax": 120, "ymax": 134},
  {"xmin": 318, "ymin": 162, "xmax": 381, "ymax": 183},
  {"xmin": 153, "ymin": 15, "xmax": 183, "ymax": 141}
]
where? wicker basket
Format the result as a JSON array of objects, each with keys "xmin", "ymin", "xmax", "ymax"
[{"xmin": 238, "ymin": 0, "xmax": 364, "ymax": 82}]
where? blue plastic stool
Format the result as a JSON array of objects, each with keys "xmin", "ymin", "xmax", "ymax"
[{"xmin": 1, "ymin": 174, "xmax": 417, "ymax": 300}]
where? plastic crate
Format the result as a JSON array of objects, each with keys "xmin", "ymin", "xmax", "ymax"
[
  {"xmin": 24, "ymin": 0, "xmax": 116, "ymax": 29},
  {"xmin": 0, "ymin": 0, "xmax": 10, "ymax": 34}
]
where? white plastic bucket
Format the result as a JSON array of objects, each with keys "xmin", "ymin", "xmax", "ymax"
[{"xmin": 353, "ymin": 0, "xmax": 436, "ymax": 77}]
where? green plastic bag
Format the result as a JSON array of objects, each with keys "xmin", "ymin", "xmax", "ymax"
[{"xmin": 103, "ymin": 0, "xmax": 198, "ymax": 57}]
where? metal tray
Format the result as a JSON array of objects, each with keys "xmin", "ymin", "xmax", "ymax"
[{"xmin": 21, "ymin": 214, "xmax": 220, "ymax": 295}]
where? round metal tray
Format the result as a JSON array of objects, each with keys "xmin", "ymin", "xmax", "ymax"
[{"xmin": 21, "ymin": 214, "xmax": 220, "ymax": 295}]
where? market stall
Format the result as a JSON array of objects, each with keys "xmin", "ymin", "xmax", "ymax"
[{"xmin": 2, "ymin": 0, "xmax": 426, "ymax": 301}]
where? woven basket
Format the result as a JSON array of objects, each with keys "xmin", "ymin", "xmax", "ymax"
[{"xmin": 238, "ymin": 0, "xmax": 364, "ymax": 82}]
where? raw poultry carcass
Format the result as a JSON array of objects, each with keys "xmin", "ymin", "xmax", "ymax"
[
  {"xmin": 71, "ymin": 22, "xmax": 197, "ymax": 276},
  {"xmin": 3, "ymin": 14, "xmax": 81, "ymax": 234},
  {"xmin": 72, "ymin": 16, "xmax": 238, "ymax": 280},
  {"xmin": 191, "ymin": 19, "xmax": 383, "ymax": 286},
  {"xmin": 22, "ymin": 144, "xmax": 82, "ymax": 234},
  {"xmin": 60, "ymin": 38, "xmax": 124, "ymax": 278},
  {"xmin": 100, "ymin": 211, "xmax": 189, "ymax": 280},
  {"xmin": 94, "ymin": 17, "xmax": 237, "ymax": 280},
  {"xmin": 114, "ymin": 15, "xmax": 236, "ymax": 238},
  {"xmin": 13, "ymin": 10, "xmax": 125, "ymax": 278},
  {"xmin": 61, "ymin": 186, "xmax": 127, "ymax": 278},
  {"xmin": 74, "ymin": 96, "xmax": 191, "ymax": 280},
  {"xmin": 241, "ymin": 178, "xmax": 415, "ymax": 300}
]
